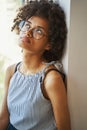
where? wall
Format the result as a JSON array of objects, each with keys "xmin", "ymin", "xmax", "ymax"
[
  {"xmin": 68, "ymin": 0, "xmax": 87, "ymax": 130},
  {"xmin": 54, "ymin": 0, "xmax": 71, "ymax": 74},
  {"xmin": 56, "ymin": 0, "xmax": 87, "ymax": 129}
]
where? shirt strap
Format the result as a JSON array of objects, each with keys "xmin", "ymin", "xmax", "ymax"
[{"xmin": 14, "ymin": 62, "xmax": 21, "ymax": 73}]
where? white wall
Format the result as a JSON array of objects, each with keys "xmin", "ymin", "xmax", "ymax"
[
  {"xmin": 54, "ymin": 0, "xmax": 71, "ymax": 74},
  {"xmin": 55, "ymin": 0, "xmax": 87, "ymax": 130},
  {"xmin": 68, "ymin": 0, "xmax": 87, "ymax": 130}
]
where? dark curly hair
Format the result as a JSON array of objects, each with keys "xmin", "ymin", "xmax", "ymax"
[{"xmin": 11, "ymin": 0, "xmax": 67, "ymax": 62}]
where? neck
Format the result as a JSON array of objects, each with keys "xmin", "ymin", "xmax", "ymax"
[{"xmin": 21, "ymin": 50, "xmax": 45, "ymax": 74}]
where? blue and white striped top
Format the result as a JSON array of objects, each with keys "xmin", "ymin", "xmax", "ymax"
[{"xmin": 7, "ymin": 61, "xmax": 63, "ymax": 130}]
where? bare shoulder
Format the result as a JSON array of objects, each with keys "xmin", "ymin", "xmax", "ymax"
[
  {"xmin": 44, "ymin": 69, "xmax": 66, "ymax": 100},
  {"xmin": 45, "ymin": 69, "xmax": 65, "ymax": 89},
  {"xmin": 4, "ymin": 63, "xmax": 17, "ymax": 89},
  {"xmin": 6, "ymin": 64, "xmax": 16, "ymax": 76}
]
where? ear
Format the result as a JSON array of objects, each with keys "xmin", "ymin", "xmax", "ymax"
[{"xmin": 45, "ymin": 43, "xmax": 51, "ymax": 51}]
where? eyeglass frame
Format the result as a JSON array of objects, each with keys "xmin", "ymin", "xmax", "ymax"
[{"xmin": 19, "ymin": 20, "xmax": 48, "ymax": 40}]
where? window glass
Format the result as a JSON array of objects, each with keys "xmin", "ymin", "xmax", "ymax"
[{"xmin": 0, "ymin": 0, "xmax": 23, "ymax": 108}]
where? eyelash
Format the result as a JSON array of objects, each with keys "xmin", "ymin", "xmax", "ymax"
[{"xmin": 24, "ymin": 23, "xmax": 30, "ymax": 29}]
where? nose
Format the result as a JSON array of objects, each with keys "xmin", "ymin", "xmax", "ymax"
[{"xmin": 26, "ymin": 30, "xmax": 32, "ymax": 38}]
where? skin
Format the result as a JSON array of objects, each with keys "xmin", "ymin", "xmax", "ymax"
[
  {"xmin": 0, "ymin": 64, "xmax": 16, "ymax": 130},
  {"xmin": 0, "ymin": 16, "xmax": 71, "ymax": 130}
]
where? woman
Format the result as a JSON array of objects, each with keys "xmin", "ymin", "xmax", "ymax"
[{"xmin": 0, "ymin": 1, "xmax": 71, "ymax": 130}]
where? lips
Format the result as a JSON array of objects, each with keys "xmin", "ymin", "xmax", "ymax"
[{"xmin": 20, "ymin": 36, "xmax": 30, "ymax": 43}]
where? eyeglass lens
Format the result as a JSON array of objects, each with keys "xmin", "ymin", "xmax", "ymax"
[{"xmin": 19, "ymin": 20, "xmax": 47, "ymax": 40}]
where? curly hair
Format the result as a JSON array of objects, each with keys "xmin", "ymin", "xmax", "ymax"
[{"xmin": 11, "ymin": 0, "xmax": 67, "ymax": 62}]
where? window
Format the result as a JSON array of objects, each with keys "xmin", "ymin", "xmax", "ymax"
[{"xmin": 0, "ymin": 0, "xmax": 23, "ymax": 108}]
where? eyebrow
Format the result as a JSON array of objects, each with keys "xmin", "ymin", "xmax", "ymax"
[
  {"xmin": 27, "ymin": 21, "xmax": 32, "ymax": 24},
  {"xmin": 27, "ymin": 20, "xmax": 46, "ymax": 30}
]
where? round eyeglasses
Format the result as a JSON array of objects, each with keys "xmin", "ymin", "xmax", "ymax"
[{"xmin": 19, "ymin": 20, "xmax": 48, "ymax": 40}]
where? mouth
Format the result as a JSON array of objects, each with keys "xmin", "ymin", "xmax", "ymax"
[{"xmin": 20, "ymin": 36, "xmax": 31, "ymax": 44}]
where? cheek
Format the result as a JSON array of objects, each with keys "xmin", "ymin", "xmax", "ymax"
[{"xmin": 34, "ymin": 40, "xmax": 49, "ymax": 52}]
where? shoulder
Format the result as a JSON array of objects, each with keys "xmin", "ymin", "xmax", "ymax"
[
  {"xmin": 4, "ymin": 63, "xmax": 17, "ymax": 88},
  {"xmin": 45, "ymin": 69, "xmax": 65, "ymax": 88},
  {"xmin": 44, "ymin": 63, "xmax": 64, "ymax": 84},
  {"xmin": 6, "ymin": 64, "xmax": 16, "ymax": 77},
  {"xmin": 44, "ymin": 68, "xmax": 66, "ymax": 100}
]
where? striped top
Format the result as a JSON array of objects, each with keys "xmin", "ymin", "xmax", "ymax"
[{"xmin": 7, "ymin": 61, "xmax": 63, "ymax": 130}]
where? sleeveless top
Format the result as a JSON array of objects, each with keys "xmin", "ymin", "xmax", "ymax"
[{"xmin": 7, "ymin": 61, "xmax": 65, "ymax": 130}]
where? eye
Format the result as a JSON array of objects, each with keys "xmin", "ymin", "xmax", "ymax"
[
  {"xmin": 24, "ymin": 22, "xmax": 30, "ymax": 29},
  {"xmin": 35, "ymin": 28, "xmax": 43, "ymax": 35}
]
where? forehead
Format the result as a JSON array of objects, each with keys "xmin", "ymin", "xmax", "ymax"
[{"xmin": 27, "ymin": 16, "xmax": 49, "ymax": 30}]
